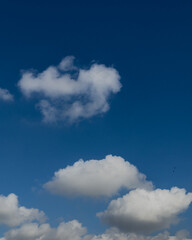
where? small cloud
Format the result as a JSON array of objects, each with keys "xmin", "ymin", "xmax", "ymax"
[
  {"xmin": 98, "ymin": 187, "xmax": 192, "ymax": 234},
  {"xmin": 0, "ymin": 88, "xmax": 14, "ymax": 102},
  {"xmin": 18, "ymin": 56, "xmax": 122, "ymax": 123},
  {"xmin": 44, "ymin": 155, "xmax": 153, "ymax": 198},
  {"xmin": 58, "ymin": 56, "xmax": 77, "ymax": 71}
]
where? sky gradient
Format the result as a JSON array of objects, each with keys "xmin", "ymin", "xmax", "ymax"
[{"xmin": 0, "ymin": 0, "xmax": 192, "ymax": 239}]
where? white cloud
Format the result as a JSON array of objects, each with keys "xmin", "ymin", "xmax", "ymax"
[
  {"xmin": 0, "ymin": 220, "xmax": 87, "ymax": 240},
  {"xmin": 0, "ymin": 88, "xmax": 14, "ymax": 102},
  {"xmin": 89, "ymin": 229, "xmax": 191, "ymax": 240},
  {"xmin": 1, "ymin": 225, "xmax": 191, "ymax": 240},
  {"xmin": 18, "ymin": 56, "xmax": 121, "ymax": 123},
  {"xmin": 0, "ymin": 194, "xmax": 46, "ymax": 227},
  {"xmin": 98, "ymin": 187, "xmax": 192, "ymax": 234},
  {"xmin": 44, "ymin": 155, "xmax": 153, "ymax": 197},
  {"xmin": 58, "ymin": 56, "xmax": 77, "ymax": 71},
  {"xmin": 37, "ymin": 99, "xmax": 58, "ymax": 123}
]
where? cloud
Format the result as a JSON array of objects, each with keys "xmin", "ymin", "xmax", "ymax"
[
  {"xmin": 98, "ymin": 187, "xmax": 192, "ymax": 234},
  {"xmin": 0, "ymin": 88, "xmax": 14, "ymax": 102},
  {"xmin": 171, "ymin": 230, "xmax": 191, "ymax": 240},
  {"xmin": 0, "ymin": 220, "xmax": 87, "ymax": 240},
  {"xmin": 90, "ymin": 228, "xmax": 191, "ymax": 240},
  {"xmin": 44, "ymin": 155, "xmax": 153, "ymax": 197},
  {"xmin": 0, "ymin": 194, "xmax": 46, "ymax": 227},
  {"xmin": 58, "ymin": 56, "xmax": 77, "ymax": 71},
  {"xmin": 18, "ymin": 56, "xmax": 121, "ymax": 123},
  {"xmin": 1, "ymin": 224, "xmax": 191, "ymax": 240},
  {"xmin": 0, "ymin": 192, "xmax": 190, "ymax": 240}
]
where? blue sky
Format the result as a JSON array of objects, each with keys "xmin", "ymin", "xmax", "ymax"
[{"xmin": 0, "ymin": 0, "xmax": 192, "ymax": 239}]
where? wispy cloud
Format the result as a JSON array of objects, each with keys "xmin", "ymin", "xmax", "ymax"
[
  {"xmin": 0, "ymin": 88, "xmax": 14, "ymax": 102},
  {"xmin": 44, "ymin": 155, "xmax": 153, "ymax": 197},
  {"xmin": 18, "ymin": 56, "xmax": 121, "ymax": 123}
]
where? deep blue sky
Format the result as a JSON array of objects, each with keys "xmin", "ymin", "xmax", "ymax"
[{"xmin": 0, "ymin": 0, "xmax": 192, "ymax": 236}]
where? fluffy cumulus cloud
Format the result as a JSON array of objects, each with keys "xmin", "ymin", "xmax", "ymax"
[
  {"xmin": 1, "ymin": 225, "xmax": 191, "ymax": 240},
  {"xmin": 18, "ymin": 56, "xmax": 121, "ymax": 123},
  {"xmin": 98, "ymin": 188, "xmax": 192, "ymax": 234},
  {"xmin": 44, "ymin": 155, "xmax": 153, "ymax": 197},
  {"xmin": 0, "ymin": 193, "xmax": 190, "ymax": 240},
  {"xmin": 0, "ymin": 194, "xmax": 45, "ymax": 227},
  {"xmin": 0, "ymin": 88, "xmax": 14, "ymax": 102},
  {"xmin": 0, "ymin": 220, "xmax": 87, "ymax": 240},
  {"xmin": 90, "ymin": 229, "xmax": 191, "ymax": 240}
]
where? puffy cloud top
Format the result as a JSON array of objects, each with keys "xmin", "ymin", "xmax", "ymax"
[
  {"xmin": 98, "ymin": 187, "xmax": 192, "ymax": 234},
  {"xmin": 0, "ymin": 220, "xmax": 87, "ymax": 240},
  {"xmin": 44, "ymin": 155, "xmax": 153, "ymax": 197},
  {"xmin": 1, "ymin": 224, "xmax": 191, "ymax": 240},
  {"xmin": 18, "ymin": 56, "xmax": 121, "ymax": 123},
  {"xmin": 90, "ymin": 229, "xmax": 191, "ymax": 240},
  {"xmin": 0, "ymin": 194, "xmax": 45, "ymax": 227}
]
